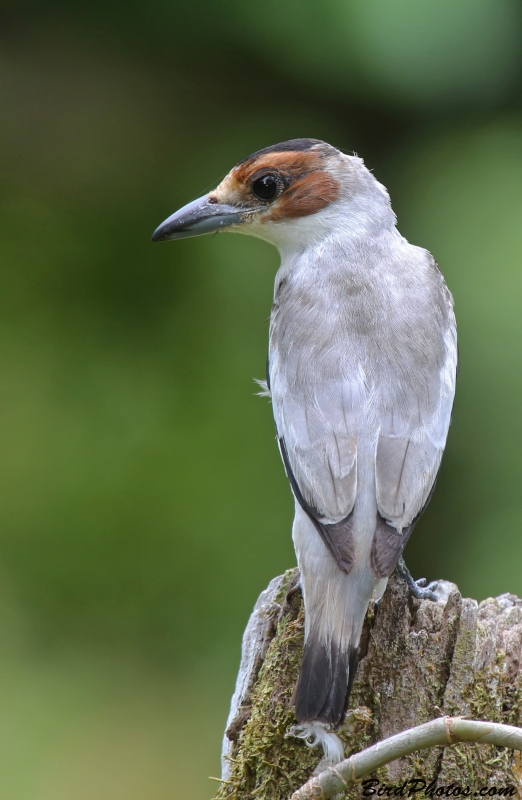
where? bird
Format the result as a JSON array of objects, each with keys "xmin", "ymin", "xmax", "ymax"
[{"xmin": 152, "ymin": 138, "xmax": 457, "ymax": 762}]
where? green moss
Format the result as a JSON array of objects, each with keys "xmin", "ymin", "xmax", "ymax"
[
  {"xmin": 438, "ymin": 604, "xmax": 522, "ymax": 788},
  {"xmin": 215, "ymin": 580, "xmax": 522, "ymax": 799},
  {"xmin": 214, "ymin": 569, "xmax": 319, "ymax": 800},
  {"xmin": 214, "ymin": 570, "xmax": 379, "ymax": 799}
]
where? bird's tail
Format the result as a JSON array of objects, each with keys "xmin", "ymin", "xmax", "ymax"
[
  {"xmin": 295, "ymin": 631, "xmax": 359, "ymax": 724},
  {"xmin": 292, "ymin": 506, "xmax": 378, "ymax": 727}
]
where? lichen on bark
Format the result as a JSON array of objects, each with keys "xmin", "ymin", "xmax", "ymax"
[{"xmin": 214, "ymin": 571, "xmax": 522, "ymax": 800}]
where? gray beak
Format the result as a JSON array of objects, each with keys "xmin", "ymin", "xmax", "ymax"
[{"xmin": 151, "ymin": 194, "xmax": 245, "ymax": 242}]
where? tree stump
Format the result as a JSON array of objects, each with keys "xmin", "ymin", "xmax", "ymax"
[{"xmin": 213, "ymin": 569, "xmax": 522, "ymax": 799}]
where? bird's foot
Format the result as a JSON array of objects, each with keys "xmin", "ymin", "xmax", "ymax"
[
  {"xmin": 285, "ymin": 576, "xmax": 302, "ymax": 602},
  {"xmin": 396, "ymin": 556, "xmax": 438, "ymax": 601},
  {"xmin": 280, "ymin": 575, "xmax": 302, "ymax": 616}
]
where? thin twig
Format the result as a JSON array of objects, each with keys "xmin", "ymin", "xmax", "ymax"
[{"xmin": 289, "ymin": 717, "xmax": 522, "ymax": 799}]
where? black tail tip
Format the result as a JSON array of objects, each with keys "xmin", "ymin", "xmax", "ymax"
[{"xmin": 295, "ymin": 639, "xmax": 359, "ymax": 726}]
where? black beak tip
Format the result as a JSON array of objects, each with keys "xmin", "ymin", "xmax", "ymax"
[
  {"xmin": 151, "ymin": 195, "xmax": 245, "ymax": 244},
  {"xmin": 151, "ymin": 225, "xmax": 167, "ymax": 243}
]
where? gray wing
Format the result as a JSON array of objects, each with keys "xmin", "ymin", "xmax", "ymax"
[
  {"xmin": 271, "ymin": 376, "xmax": 359, "ymax": 524},
  {"xmin": 269, "ymin": 259, "xmax": 457, "ymax": 576},
  {"xmin": 368, "ymin": 283, "xmax": 457, "ymax": 576},
  {"xmin": 374, "ymin": 285, "xmax": 458, "ymax": 532},
  {"xmin": 271, "ymin": 375, "xmax": 360, "ymax": 575}
]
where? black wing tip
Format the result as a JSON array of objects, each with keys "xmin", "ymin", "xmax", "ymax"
[
  {"xmin": 278, "ymin": 437, "xmax": 355, "ymax": 574},
  {"xmin": 370, "ymin": 514, "xmax": 404, "ymax": 579},
  {"xmin": 371, "ymin": 489, "xmax": 437, "ymax": 580}
]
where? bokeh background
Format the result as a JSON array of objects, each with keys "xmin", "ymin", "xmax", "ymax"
[{"xmin": 1, "ymin": 0, "xmax": 522, "ymax": 796}]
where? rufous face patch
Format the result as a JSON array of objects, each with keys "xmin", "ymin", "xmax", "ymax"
[{"xmin": 209, "ymin": 143, "xmax": 340, "ymax": 222}]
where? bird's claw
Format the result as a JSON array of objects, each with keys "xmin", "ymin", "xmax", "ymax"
[
  {"xmin": 285, "ymin": 577, "xmax": 302, "ymax": 602},
  {"xmin": 409, "ymin": 582, "xmax": 438, "ymax": 602},
  {"xmin": 396, "ymin": 557, "xmax": 438, "ymax": 602}
]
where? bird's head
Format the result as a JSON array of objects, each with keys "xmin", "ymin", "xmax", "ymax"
[{"xmin": 152, "ymin": 138, "xmax": 393, "ymax": 251}]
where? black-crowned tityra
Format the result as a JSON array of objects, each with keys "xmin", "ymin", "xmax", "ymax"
[{"xmin": 153, "ymin": 139, "xmax": 457, "ymax": 762}]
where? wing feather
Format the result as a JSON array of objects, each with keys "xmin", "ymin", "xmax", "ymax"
[
  {"xmin": 375, "ymin": 312, "xmax": 457, "ymax": 531},
  {"xmin": 269, "ymin": 250, "xmax": 457, "ymax": 561},
  {"xmin": 278, "ymin": 382, "xmax": 359, "ymax": 523}
]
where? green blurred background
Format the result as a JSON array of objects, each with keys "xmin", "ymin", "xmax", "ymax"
[{"xmin": 1, "ymin": 0, "xmax": 522, "ymax": 796}]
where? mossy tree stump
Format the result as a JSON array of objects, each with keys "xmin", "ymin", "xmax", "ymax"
[{"xmin": 214, "ymin": 569, "xmax": 522, "ymax": 799}]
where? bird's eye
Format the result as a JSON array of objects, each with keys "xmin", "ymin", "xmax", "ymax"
[{"xmin": 252, "ymin": 174, "xmax": 280, "ymax": 201}]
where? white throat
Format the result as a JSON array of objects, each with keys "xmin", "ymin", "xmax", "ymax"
[{"xmin": 241, "ymin": 153, "xmax": 398, "ymax": 258}]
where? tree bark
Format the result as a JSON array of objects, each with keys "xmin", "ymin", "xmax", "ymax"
[{"xmin": 213, "ymin": 569, "xmax": 522, "ymax": 800}]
